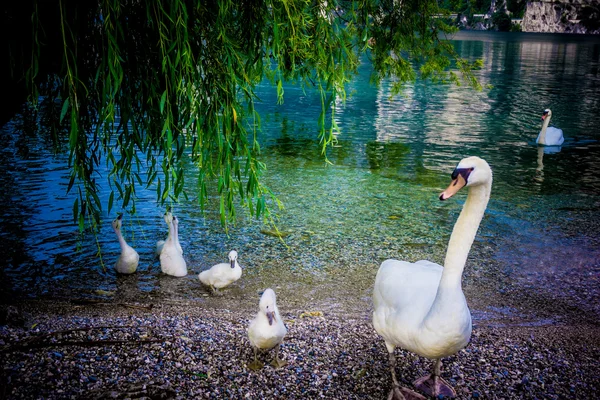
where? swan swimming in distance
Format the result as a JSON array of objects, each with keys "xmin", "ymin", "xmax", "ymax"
[
  {"xmin": 111, "ymin": 214, "xmax": 139, "ymax": 274},
  {"xmin": 536, "ymin": 109, "xmax": 564, "ymax": 146},
  {"xmin": 156, "ymin": 211, "xmax": 183, "ymax": 256},
  {"xmin": 247, "ymin": 288, "xmax": 288, "ymax": 371},
  {"xmin": 159, "ymin": 213, "xmax": 187, "ymax": 277},
  {"xmin": 373, "ymin": 156, "xmax": 492, "ymax": 399},
  {"xmin": 198, "ymin": 250, "xmax": 242, "ymax": 294}
]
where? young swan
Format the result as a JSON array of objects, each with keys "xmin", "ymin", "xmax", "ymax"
[
  {"xmin": 198, "ymin": 250, "xmax": 242, "ymax": 294},
  {"xmin": 111, "ymin": 214, "xmax": 139, "ymax": 274},
  {"xmin": 247, "ymin": 288, "xmax": 288, "ymax": 371},
  {"xmin": 159, "ymin": 213, "xmax": 187, "ymax": 277},
  {"xmin": 156, "ymin": 211, "xmax": 183, "ymax": 257}
]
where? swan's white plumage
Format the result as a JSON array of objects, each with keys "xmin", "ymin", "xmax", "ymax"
[
  {"xmin": 155, "ymin": 240, "xmax": 165, "ymax": 256},
  {"xmin": 112, "ymin": 215, "xmax": 139, "ymax": 274},
  {"xmin": 536, "ymin": 109, "xmax": 564, "ymax": 146},
  {"xmin": 198, "ymin": 250, "xmax": 242, "ymax": 291},
  {"xmin": 247, "ymin": 288, "xmax": 287, "ymax": 352},
  {"xmin": 373, "ymin": 156, "xmax": 492, "ymax": 397},
  {"xmin": 156, "ymin": 212, "xmax": 183, "ymax": 256},
  {"xmin": 373, "ymin": 259, "xmax": 471, "ymax": 358},
  {"xmin": 159, "ymin": 213, "xmax": 187, "ymax": 277}
]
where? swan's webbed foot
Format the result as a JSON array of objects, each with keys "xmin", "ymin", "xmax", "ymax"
[
  {"xmin": 270, "ymin": 345, "xmax": 287, "ymax": 368},
  {"xmin": 247, "ymin": 359, "xmax": 264, "ymax": 371},
  {"xmin": 270, "ymin": 357, "xmax": 287, "ymax": 369},
  {"xmin": 386, "ymin": 349, "xmax": 426, "ymax": 400},
  {"xmin": 413, "ymin": 374, "xmax": 456, "ymax": 398},
  {"xmin": 209, "ymin": 286, "xmax": 223, "ymax": 296},
  {"xmin": 248, "ymin": 347, "xmax": 264, "ymax": 371},
  {"xmin": 387, "ymin": 385, "xmax": 426, "ymax": 400}
]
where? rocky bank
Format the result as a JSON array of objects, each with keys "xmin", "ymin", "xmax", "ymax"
[{"xmin": 521, "ymin": 0, "xmax": 600, "ymax": 34}]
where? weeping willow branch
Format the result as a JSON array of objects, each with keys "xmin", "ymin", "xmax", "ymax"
[{"xmin": 14, "ymin": 0, "xmax": 481, "ymax": 232}]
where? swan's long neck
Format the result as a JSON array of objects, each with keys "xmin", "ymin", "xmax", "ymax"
[
  {"xmin": 173, "ymin": 222, "xmax": 180, "ymax": 248},
  {"xmin": 440, "ymin": 183, "xmax": 491, "ymax": 290},
  {"xmin": 422, "ymin": 182, "xmax": 490, "ymax": 327},
  {"xmin": 166, "ymin": 221, "xmax": 175, "ymax": 244},
  {"xmin": 538, "ymin": 116, "xmax": 551, "ymax": 145},
  {"xmin": 114, "ymin": 227, "xmax": 128, "ymax": 251}
]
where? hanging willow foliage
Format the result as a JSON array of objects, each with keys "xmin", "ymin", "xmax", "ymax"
[{"xmin": 10, "ymin": 0, "xmax": 481, "ymax": 231}]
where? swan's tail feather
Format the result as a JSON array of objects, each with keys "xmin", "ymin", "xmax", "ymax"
[{"xmin": 198, "ymin": 270, "xmax": 210, "ymax": 285}]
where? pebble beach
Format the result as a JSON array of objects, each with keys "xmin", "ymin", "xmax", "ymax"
[{"xmin": 1, "ymin": 288, "xmax": 599, "ymax": 399}]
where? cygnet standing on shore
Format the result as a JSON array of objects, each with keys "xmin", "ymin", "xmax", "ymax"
[
  {"xmin": 198, "ymin": 250, "xmax": 242, "ymax": 294},
  {"xmin": 112, "ymin": 214, "xmax": 139, "ymax": 274},
  {"xmin": 247, "ymin": 288, "xmax": 288, "ymax": 370}
]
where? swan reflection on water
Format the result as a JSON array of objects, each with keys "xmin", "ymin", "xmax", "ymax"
[{"xmin": 535, "ymin": 145, "xmax": 562, "ymax": 183}]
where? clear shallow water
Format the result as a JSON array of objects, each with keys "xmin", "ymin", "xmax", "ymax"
[{"xmin": 1, "ymin": 31, "xmax": 600, "ymax": 323}]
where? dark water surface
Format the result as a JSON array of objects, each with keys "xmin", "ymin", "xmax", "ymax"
[{"xmin": 1, "ymin": 31, "xmax": 599, "ymax": 324}]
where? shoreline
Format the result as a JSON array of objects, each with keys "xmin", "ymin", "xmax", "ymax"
[{"xmin": 1, "ymin": 300, "xmax": 599, "ymax": 399}]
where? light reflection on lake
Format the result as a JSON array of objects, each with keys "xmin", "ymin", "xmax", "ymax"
[{"xmin": 1, "ymin": 31, "xmax": 599, "ymax": 324}]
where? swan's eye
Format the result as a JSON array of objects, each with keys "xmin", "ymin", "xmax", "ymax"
[{"xmin": 452, "ymin": 168, "xmax": 474, "ymax": 182}]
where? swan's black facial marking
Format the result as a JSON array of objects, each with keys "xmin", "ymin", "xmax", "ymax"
[
  {"xmin": 117, "ymin": 214, "xmax": 123, "ymax": 221},
  {"xmin": 542, "ymin": 110, "xmax": 549, "ymax": 120},
  {"xmin": 230, "ymin": 259, "xmax": 235, "ymax": 269},
  {"xmin": 451, "ymin": 167, "xmax": 474, "ymax": 184}
]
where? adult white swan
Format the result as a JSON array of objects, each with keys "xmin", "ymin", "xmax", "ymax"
[
  {"xmin": 160, "ymin": 213, "xmax": 187, "ymax": 277},
  {"xmin": 373, "ymin": 156, "xmax": 492, "ymax": 399},
  {"xmin": 536, "ymin": 109, "xmax": 564, "ymax": 146},
  {"xmin": 111, "ymin": 214, "xmax": 139, "ymax": 274}
]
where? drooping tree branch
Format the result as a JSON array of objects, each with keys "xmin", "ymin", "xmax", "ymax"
[{"xmin": 4, "ymin": 0, "xmax": 481, "ymax": 231}]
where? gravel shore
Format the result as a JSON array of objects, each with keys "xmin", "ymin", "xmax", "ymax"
[{"xmin": 1, "ymin": 299, "xmax": 598, "ymax": 400}]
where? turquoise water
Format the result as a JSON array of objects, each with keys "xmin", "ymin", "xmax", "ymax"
[{"xmin": 1, "ymin": 31, "xmax": 599, "ymax": 322}]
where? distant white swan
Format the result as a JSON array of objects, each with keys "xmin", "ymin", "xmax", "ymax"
[
  {"xmin": 159, "ymin": 213, "xmax": 187, "ymax": 277},
  {"xmin": 373, "ymin": 156, "xmax": 492, "ymax": 399},
  {"xmin": 247, "ymin": 288, "xmax": 288, "ymax": 370},
  {"xmin": 536, "ymin": 109, "xmax": 564, "ymax": 146},
  {"xmin": 111, "ymin": 214, "xmax": 139, "ymax": 274},
  {"xmin": 156, "ymin": 211, "xmax": 183, "ymax": 256},
  {"xmin": 198, "ymin": 250, "xmax": 242, "ymax": 294}
]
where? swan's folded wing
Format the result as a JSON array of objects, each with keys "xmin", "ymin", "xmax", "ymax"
[
  {"xmin": 207, "ymin": 263, "xmax": 229, "ymax": 284},
  {"xmin": 374, "ymin": 259, "xmax": 442, "ymax": 313},
  {"xmin": 547, "ymin": 127, "xmax": 565, "ymax": 145},
  {"xmin": 415, "ymin": 259, "xmax": 443, "ymax": 270}
]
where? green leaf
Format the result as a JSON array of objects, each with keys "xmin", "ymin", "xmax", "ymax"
[
  {"xmin": 60, "ymin": 97, "xmax": 70, "ymax": 123},
  {"xmin": 160, "ymin": 90, "xmax": 167, "ymax": 114},
  {"xmin": 72, "ymin": 198, "xmax": 79, "ymax": 224},
  {"xmin": 123, "ymin": 185, "xmax": 132, "ymax": 208},
  {"xmin": 157, "ymin": 178, "xmax": 162, "ymax": 201},
  {"xmin": 108, "ymin": 191, "xmax": 114, "ymax": 214}
]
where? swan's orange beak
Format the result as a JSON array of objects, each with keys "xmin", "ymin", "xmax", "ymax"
[{"xmin": 439, "ymin": 168, "xmax": 472, "ymax": 200}]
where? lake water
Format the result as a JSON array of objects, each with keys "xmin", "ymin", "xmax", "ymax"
[{"xmin": 1, "ymin": 31, "xmax": 599, "ymax": 325}]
